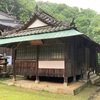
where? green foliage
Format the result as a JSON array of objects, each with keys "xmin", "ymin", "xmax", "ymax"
[
  {"xmin": 0, "ymin": 0, "xmax": 14, "ymax": 12},
  {"xmin": 76, "ymin": 16, "xmax": 91, "ymax": 33},
  {"xmin": 87, "ymin": 14, "xmax": 100, "ymax": 42},
  {"xmin": 15, "ymin": 0, "xmax": 36, "ymax": 22}
]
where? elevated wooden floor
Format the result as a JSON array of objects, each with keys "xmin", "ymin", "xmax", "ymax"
[{"xmin": 2, "ymin": 79, "xmax": 88, "ymax": 95}]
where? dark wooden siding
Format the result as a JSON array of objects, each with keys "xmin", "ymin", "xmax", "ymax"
[
  {"xmin": 14, "ymin": 37, "xmax": 98, "ymax": 79},
  {"xmin": 89, "ymin": 47, "xmax": 97, "ymax": 70},
  {"xmin": 16, "ymin": 44, "xmax": 64, "ymax": 60},
  {"xmin": 15, "ymin": 60, "xmax": 64, "ymax": 77},
  {"xmin": 39, "ymin": 44, "xmax": 64, "ymax": 60},
  {"xmin": 16, "ymin": 46, "xmax": 37, "ymax": 60},
  {"xmin": 15, "ymin": 60, "xmax": 36, "ymax": 76},
  {"xmin": 15, "ymin": 43, "xmax": 65, "ymax": 77},
  {"xmin": 65, "ymin": 36, "xmax": 86, "ymax": 76},
  {"xmin": 39, "ymin": 69, "xmax": 64, "ymax": 77}
]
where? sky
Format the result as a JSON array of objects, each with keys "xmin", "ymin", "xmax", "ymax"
[{"xmin": 36, "ymin": 0, "xmax": 100, "ymax": 13}]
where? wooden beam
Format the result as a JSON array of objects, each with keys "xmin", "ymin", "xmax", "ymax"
[
  {"xmin": 95, "ymin": 50, "xmax": 98, "ymax": 74},
  {"xmin": 73, "ymin": 38, "xmax": 76, "ymax": 82},
  {"xmin": 59, "ymin": 38, "xmax": 65, "ymax": 44},
  {"xmin": 29, "ymin": 40, "xmax": 43, "ymax": 45},
  {"xmin": 15, "ymin": 42, "xmax": 22, "ymax": 50}
]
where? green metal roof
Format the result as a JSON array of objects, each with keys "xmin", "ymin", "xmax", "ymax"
[{"xmin": 0, "ymin": 29, "xmax": 83, "ymax": 45}]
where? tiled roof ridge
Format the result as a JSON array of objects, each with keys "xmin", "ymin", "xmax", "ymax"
[
  {"xmin": 1, "ymin": 25, "xmax": 73, "ymax": 38},
  {"xmin": 34, "ymin": 6, "xmax": 62, "ymax": 26},
  {"xmin": 23, "ymin": 6, "xmax": 74, "ymax": 29}
]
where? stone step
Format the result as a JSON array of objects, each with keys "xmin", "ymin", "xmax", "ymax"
[
  {"xmin": 94, "ymin": 77, "xmax": 100, "ymax": 83},
  {"xmin": 89, "ymin": 74, "xmax": 97, "ymax": 79},
  {"xmin": 90, "ymin": 76, "xmax": 100, "ymax": 84},
  {"xmin": 95, "ymin": 80, "xmax": 100, "ymax": 86},
  {"xmin": 89, "ymin": 71, "xmax": 95, "ymax": 76}
]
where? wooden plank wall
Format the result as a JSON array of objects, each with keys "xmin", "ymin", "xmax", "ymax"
[
  {"xmin": 14, "ymin": 38, "xmax": 84, "ymax": 78},
  {"xmin": 65, "ymin": 37, "xmax": 81, "ymax": 77},
  {"xmin": 14, "ymin": 38, "xmax": 98, "ymax": 79},
  {"xmin": 15, "ymin": 60, "xmax": 36, "ymax": 76},
  {"xmin": 15, "ymin": 60, "xmax": 64, "ymax": 77},
  {"xmin": 39, "ymin": 69, "xmax": 64, "ymax": 77},
  {"xmin": 15, "ymin": 40, "xmax": 65, "ymax": 77}
]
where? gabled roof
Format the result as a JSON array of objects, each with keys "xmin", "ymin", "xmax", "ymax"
[
  {"xmin": 0, "ymin": 6, "xmax": 99, "ymax": 48},
  {"xmin": 21, "ymin": 6, "xmax": 74, "ymax": 30},
  {"xmin": 1, "ymin": 6, "xmax": 75, "ymax": 37}
]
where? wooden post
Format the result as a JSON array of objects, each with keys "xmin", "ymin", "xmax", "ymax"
[
  {"xmin": 12, "ymin": 48, "xmax": 16, "ymax": 81},
  {"xmin": 64, "ymin": 44, "xmax": 68, "ymax": 85},
  {"xmin": 35, "ymin": 46, "xmax": 39, "ymax": 83},
  {"xmin": 95, "ymin": 50, "xmax": 98, "ymax": 74},
  {"xmin": 85, "ymin": 48, "xmax": 89, "ymax": 72},
  {"xmin": 64, "ymin": 61, "xmax": 68, "ymax": 85},
  {"xmin": 73, "ymin": 38, "xmax": 78, "ymax": 82}
]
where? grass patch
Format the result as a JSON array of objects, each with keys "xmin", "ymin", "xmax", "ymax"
[
  {"xmin": 0, "ymin": 82, "xmax": 98, "ymax": 100},
  {"xmin": 0, "ymin": 78, "xmax": 10, "ymax": 82}
]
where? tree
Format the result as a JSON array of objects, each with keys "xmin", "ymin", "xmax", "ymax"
[
  {"xmin": 87, "ymin": 14, "xmax": 100, "ymax": 43},
  {"xmin": 76, "ymin": 16, "xmax": 91, "ymax": 34},
  {"xmin": 0, "ymin": 0, "xmax": 14, "ymax": 13},
  {"xmin": 14, "ymin": 0, "xmax": 36, "ymax": 22},
  {"xmin": 75, "ymin": 9, "xmax": 96, "ymax": 34}
]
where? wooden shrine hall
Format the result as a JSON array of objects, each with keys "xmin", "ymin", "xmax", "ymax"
[{"xmin": 0, "ymin": 6, "xmax": 100, "ymax": 85}]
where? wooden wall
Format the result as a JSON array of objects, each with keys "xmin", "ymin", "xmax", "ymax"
[
  {"xmin": 15, "ymin": 60, "xmax": 36, "ymax": 76},
  {"xmin": 15, "ymin": 60, "xmax": 64, "ymax": 77},
  {"xmin": 15, "ymin": 40, "xmax": 65, "ymax": 77},
  {"xmin": 14, "ymin": 37, "xmax": 98, "ymax": 79}
]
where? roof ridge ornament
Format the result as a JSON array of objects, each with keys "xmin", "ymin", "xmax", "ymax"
[
  {"xmin": 70, "ymin": 17, "xmax": 75, "ymax": 27},
  {"xmin": 35, "ymin": 5, "xmax": 39, "ymax": 12},
  {"xmin": 5, "ymin": 4, "xmax": 14, "ymax": 16}
]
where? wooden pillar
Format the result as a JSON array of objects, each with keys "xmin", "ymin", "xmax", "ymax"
[
  {"xmin": 64, "ymin": 44, "xmax": 68, "ymax": 85},
  {"xmin": 64, "ymin": 60, "xmax": 68, "ymax": 85},
  {"xmin": 73, "ymin": 38, "xmax": 76, "ymax": 82},
  {"xmin": 85, "ymin": 48, "xmax": 90, "ymax": 71},
  {"xmin": 12, "ymin": 48, "xmax": 16, "ymax": 81},
  {"xmin": 35, "ymin": 46, "xmax": 39, "ymax": 83},
  {"xmin": 95, "ymin": 50, "xmax": 98, "ymax": 74}
]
